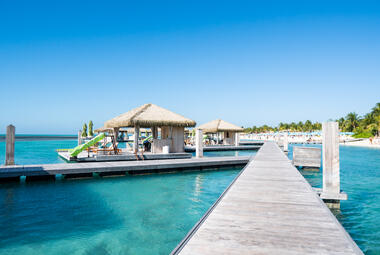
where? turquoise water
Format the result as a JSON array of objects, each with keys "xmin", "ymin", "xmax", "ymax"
[
  {"xmin": 0, "ymin": 168, "xmax": 241, "ymax": 254},
  {"xmin": 288, "ymin": 144, "xmax": 380, "ymax": 254},
  {"xmin": 0, "ymin": 140, "xmax": 77, "ymax": 165},
  {"xmin": 1, "ymin": 138, "xmax": 379, "ymax": 254}
]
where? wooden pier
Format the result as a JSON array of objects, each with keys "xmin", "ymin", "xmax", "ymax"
[
  {"xmin": 0, "ymin": 156, "xmax": 249, "ymax": 180},
  {"xmin": 172, "ymin": 142, "xmax": 362, "ymax": 255}
]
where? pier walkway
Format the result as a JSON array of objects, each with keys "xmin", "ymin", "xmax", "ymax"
[
  {"xmin": 0, "ymin": 156, "xmax": 249, "ymax": 180},
  {"xmin": 173, "ymin": 142, "xmax": 362, "ymax": 255}
]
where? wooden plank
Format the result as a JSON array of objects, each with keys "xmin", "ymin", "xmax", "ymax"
[
  {"xmin": 173, "ymin": 142, "xmax": 362, "ymax": 255},
  {"xmin": 292, "ymin": 146, "xmax": 321, "ymax": 168}
]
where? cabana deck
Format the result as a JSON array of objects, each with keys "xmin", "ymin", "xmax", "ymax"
[
  {"xmin": 184, "ymin": 145, "xmax": 261, "ymax": 152},
  {"xmin": 58, "ymin": 151, "xmax": 192, "ymax": 162}
]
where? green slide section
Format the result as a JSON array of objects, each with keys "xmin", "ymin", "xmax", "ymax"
[
  {"xmin": 142, "ymin": 135, "xmax": 152, "ymax": 143},
  {"xmin": 69, "ymin": 133, "xmax": 106, "ymax": 157}
]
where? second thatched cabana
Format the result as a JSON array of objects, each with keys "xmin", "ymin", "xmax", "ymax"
[
  {"xmin": 104, "ymin": 103, "xmax": 196, "ymax": 153},
  {"xmin": 197, "ymin": 119, "xmax": 243, "ymax": 146}
]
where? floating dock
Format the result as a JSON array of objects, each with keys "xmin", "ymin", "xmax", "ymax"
[
  {"xmin": 58, "ymin": 151, "xmax": 192, "ymax": 162},
  {"xmin": 185, "ymin": 145, "xmax": 261, "ymax": 152},
  {"xmin": 0, "ymin": 156, "xmax": 249, "ymax": 181},
  {"xmin": 238, "ymin": 141, "xmax": 264, "ymax": 146},
  {"xmin": 172, "ymin": 142, "xmax": 362, "ymax": 255}
]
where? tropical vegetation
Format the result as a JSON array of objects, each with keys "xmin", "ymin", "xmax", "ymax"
[
  {"xmin": 244, "ymin": 102, "xmax": 380, "ymax": 138},
  {"xmin": 244, "ymin": 121, "xmax": 322, "ymax": 134},
  {"xmin": 81, "ymin": 123, "xmax": 88, "ymax": 137},
  {"xmin": 88, "ymin": 120, "xmax": 94, "ymax": 137}
]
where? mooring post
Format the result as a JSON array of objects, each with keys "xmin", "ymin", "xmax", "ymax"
[
  {"xmin": 321, "ymin": 121, "xmax": 346, "ymax": 208},
  {"xmin": 196, "ymin": 129, "xmax": 203, "ymax": 158},
  {"xmin": 5, "ymin": 125, "xmax": 15, "ymax": 166},
  {"xmin": 283, "ymin": 132, "xmax": 289, "ymax": 152},
  {"xmin": 133, "ymin": 126, "xmax": 139, "ymax": 153},
  {"xmin": 322, "ymin": 122, "xmax": 340, "ymax": 194},
  {"xmin": 77, "ymin": 130, "xmax": 82, "ymax": 145},
  {"xmin": 234, "ymin": 132, "xmax": 240, "ymax": 147}
]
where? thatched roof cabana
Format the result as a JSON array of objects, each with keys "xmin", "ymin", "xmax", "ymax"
[
  {"xmin": 104, "ymin": 103, "xmax": 196, "ymax": 128},
  {"xmin": 197, "ymin": 119, "xmax": 243, "ymax": 133}
]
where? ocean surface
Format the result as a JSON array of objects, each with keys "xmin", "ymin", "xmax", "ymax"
[
  {"xmin": 0, "ymin": 140, "xmax": 77, "ymax": 165},
  {"xmin": 0, "ymin": 168, "xmax": 242, "ymax": 255},
  {"xmin": 0, "ymin": 138, "xmax": 379, "ymax": 254}
]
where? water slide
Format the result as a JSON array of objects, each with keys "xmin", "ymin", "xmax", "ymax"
[
  {"xmin": 69, "ymin": 133, "xmax": 106, "ymax": 157},
  {"xmin": 142, "ymin": 135, "xmax": 153, "ymax": 143}
]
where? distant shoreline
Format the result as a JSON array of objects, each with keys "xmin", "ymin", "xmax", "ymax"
[
  {"xmin": 341, "ymin": 138, "xmax": 380, "ymax": 148},
  {"xmin": 0, "ymin": 135, "xmax": 77, "ymax": 141}
]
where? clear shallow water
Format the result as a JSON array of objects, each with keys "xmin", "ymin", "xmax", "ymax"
[
  {"xmin": 0, "ymin": 168, "xmax": 241, "ymax": 255},
  {"xmin": 0, "ymin": 140, "xmax": 77, "ymax": 165},
  {"xmin": 288, "ymin": 144, "xmax": 380, "ymax": 255}
]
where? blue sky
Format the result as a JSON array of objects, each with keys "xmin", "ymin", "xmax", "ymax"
[{"xmin": 1, "ymin": 0, "xmax": 379, "ymax": 134}]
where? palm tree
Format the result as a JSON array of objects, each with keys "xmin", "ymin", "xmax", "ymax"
[
  {"xmin": 362, "ymin": 113, "xmax": 375, "ymax": 127},
  {"xmin": 290, "ymin": 122, "xmax": 297, "ymax": 131},
  {"xmin": 337, "ymin": 117, "xmax": 345, "ymax": 131},
  {"xmin": 304, "ymin": 120, "xmax": 313, "ymax": 132},
  {"xmin": 345, "ymin": 112, "xmax": 360, "ymax": 132},
  {"xmin": 312, "ymin": 122, "xmax": 322, "ymax": 131},
  {"xmin": 297, "ymin": 121, "xmax": 304, "ymax": 132},
  {"xmin": 371, "ymin": 102, "xmax": 380, "ymax": 117}
]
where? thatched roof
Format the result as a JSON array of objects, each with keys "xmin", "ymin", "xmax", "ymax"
[
  {"xmin": 197, "ymin": 119, "xmax": 243, "ymax": 133},
  {"xmin": 104, "ymin": 103, "xmax": 196, "ymax": 128},
  {"xmin": 94, "ymin": 127, "xmax": 114, "ymax": 133},
  {"xmin": 125, "ymin": 127, "xmax": 151, "ymax": 133}
]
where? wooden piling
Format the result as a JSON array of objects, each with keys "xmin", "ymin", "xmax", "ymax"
[
  {"xmin": 5, "ymin": 125, "xmax": 15, "ymax": 166},
  {"xmin": 196, "ymin": 129, "xmax": 203, "ymax": 158},
  {"xmin": 133, "ymin": 126, "xmax": 139, "ymax": 153},
  {"xmin": 283, "ymin": 132, "xmax": 289, "ymax": 152},
  {"xmin": 234, "ymin": 132, "xmax": 240, "ymax": 147},
  {"xmin": 321, "ymin": 122, "xmax": 347, "ymax": 208},
  {"xmin": 77, "ymin": 131, "xmax": 82, "ymax": 145},
  {"xmin": 322, "ymin": 122, "xmax": 340, "ymax": 194}
]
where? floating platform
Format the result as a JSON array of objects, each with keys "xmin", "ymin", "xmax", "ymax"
[
  {"xmin": 0, "ymin": 156, "xmax": 250, "ymax": 180},
  {"xmin": 184, "ymin": 145, "xmax": 261, "ymax": 152},
  {"xmin": 238, "ymin": 141, "xmax": 264, "ymax": 146},
  {"xmin": 58, "ymin": 151, "xmax": 192, "ymax": 162},
  {"xmin": 172, "ymin": 142, "xmax": 362, "ymax": 255}
]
